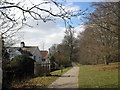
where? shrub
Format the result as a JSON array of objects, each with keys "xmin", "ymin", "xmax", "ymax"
[
  {"xmin": 2, "ymin": 54, "xmax": 35, "ymax": 88},
  {"xmin": 9, "ymin": 54, "xmax": 35, "ymax": 76}
]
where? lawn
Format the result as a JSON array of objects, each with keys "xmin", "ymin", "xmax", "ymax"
[
  {"xmin": 11, "ymin": 67, "xmax": 71, "ymax": 89},
  {"xmin": 78, "ymin": 62, "xmax": 119, "ymax": 88}
]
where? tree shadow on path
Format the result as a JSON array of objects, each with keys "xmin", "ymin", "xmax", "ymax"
[{"xmin": 47, "ymin": 74, "xmax": 73, "ymax": 77}]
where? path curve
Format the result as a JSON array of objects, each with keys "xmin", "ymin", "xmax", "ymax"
[{"xmin": 48, "ymin": 66, "xmax": 79, "ymax": 88}]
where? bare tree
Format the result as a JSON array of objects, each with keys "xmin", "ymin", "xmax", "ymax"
[
  {"xmin": 0, "ymin": 0, "xmax": 84, "ymax": 63},
  {"xmin": 49, "ymin": 26, "xmax": 77, "ymax": 67},
  {"xmin": 0, "ymin": 0, "xmax": 83, "ymax": 38},
  {"xmin": 0, "ymin": 34, "xmax": 2, "ymax": 66},
  {"xmin": 77, "ymin": 2, "xmax": 119, "ymax": 65},
  {"xmin": 63, "ymin": 25, "xmax": 76, "ymax": 62}
]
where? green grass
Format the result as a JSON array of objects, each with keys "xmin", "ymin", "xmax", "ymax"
[
  {"xmin": 11, "ymin": 67, "xmax": 71, "ymax": 88},
  {"xmin": 78, "ymin": 62, "xmax": 119, "ymax": 88}
]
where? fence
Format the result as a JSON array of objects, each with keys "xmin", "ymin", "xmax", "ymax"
[{"xmin": 34, "ymin": 61, "xmax": 50, "ymax": 76}]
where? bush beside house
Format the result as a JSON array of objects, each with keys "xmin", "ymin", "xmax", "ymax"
[
  {"xmin": 3, "ymin": 54, "xmax": 35, "ymax": 88},
  {"xmin": 10, "ymin": 54, "xmax": 35, "ymax": 76},
  {"xmin": 5, "ymin": 54, "xmax": 34, "ymax": 78},
  {"xmin": 3, "ymin": 42, "xmax": 50, "ymax": 88}
]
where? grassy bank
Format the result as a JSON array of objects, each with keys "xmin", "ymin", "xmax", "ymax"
[
  {"xmin": 11, "ymin": 67, "xmax": 71, "ymax": 88},
  {"xmin": 79, "ymin": 62, "xmax": 119, "ymax": 88}
]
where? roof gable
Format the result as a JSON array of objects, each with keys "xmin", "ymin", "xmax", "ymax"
[
  {"xmin": 40, "ymin": 51, "xmax": 48, "ymax": 59},
  {"xmin": 8, "ymin": 46, "xmax": 39, "ymax": 55},
  {"xmin": 21, "ymin": 46, "xmax": 38, "ymax": 55}
]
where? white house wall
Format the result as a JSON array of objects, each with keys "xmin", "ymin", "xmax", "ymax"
[{"xmin": 33, "ymin": 47, "xmax": 42, "ymax": 62}]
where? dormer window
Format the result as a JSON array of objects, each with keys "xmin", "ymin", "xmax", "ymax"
[{"xmin": 21, "ymin": 42, "xmax": 25, "ymax": 47}]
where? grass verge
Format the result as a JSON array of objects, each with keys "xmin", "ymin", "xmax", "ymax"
[
  {"xmin": 11, "ymin": 67, "xmax": 71, "ymax": 88},
  {"xmin": 79, "ymin": 62, "xmax": 119, "ymax": 88}
]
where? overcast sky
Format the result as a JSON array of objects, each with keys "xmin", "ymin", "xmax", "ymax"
[{"xmin": 13, "ymin": 1, "xmax": 93, "ymax": 51}]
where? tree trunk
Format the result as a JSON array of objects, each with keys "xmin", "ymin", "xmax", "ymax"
[
  {"xmin": 104, "ymin": 56, "xmax": 109, "ymax": 65},
  {"xmin": 104, "ymin": 59, "xmax": 109, "ymax": 65}
]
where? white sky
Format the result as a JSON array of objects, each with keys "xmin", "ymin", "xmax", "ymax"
[
  {"xmin": 15, "ymin": 20, "xmax": 85, "ymax": 50},
  {"xmin": 56, "ymin": 0, "xmax": 120, "ymax": 2},
  {"xmin": 10, "ymin": 0, "xmax": 85, "ymax": 50}
]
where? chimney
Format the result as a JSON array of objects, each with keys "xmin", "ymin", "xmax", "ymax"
[{"xmin": 21, "ymin": 42, "xmax": 25, "ymax": 47}]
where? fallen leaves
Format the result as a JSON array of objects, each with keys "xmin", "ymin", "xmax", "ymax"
[
  {"xmin": 90, "ymin": 62, "xmax": 119, "ymax": 71},
  {"xmin": 11, "ymin": 67, "xmax": 71, "ymax": 89}
]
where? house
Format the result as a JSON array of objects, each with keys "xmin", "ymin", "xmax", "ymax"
[
  {"xmin": 7, "ymin": 42, "xmax": 42, "ymax": 62},
  {"xmin": 7, "ymin": 47, "xmax": 22, "ymax": 60},
  {"xmin": 40, "ymin": 50, "xmax": 48, "ymax": 62},
  {"xmin": 7, "ymin": 42, "xmax": 51, "ymax": 76}
]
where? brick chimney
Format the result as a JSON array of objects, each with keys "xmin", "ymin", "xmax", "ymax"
[{"xmin": 21, "ymin": 42, "xmax": 25, "ymax": 47}]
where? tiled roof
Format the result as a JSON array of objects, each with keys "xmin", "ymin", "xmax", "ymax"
[
  {"xmin": 40, "ymin": 51, "xmax": 48, "ymax": 59},
  {"xmin": 8, "ymin": 46, "xmax": 38, "ymax": 55},
  {"xmin": 22, "ymin": 46, "xmax": 38, "ymax": 54},
  {"xmin": 8, "ymin": 47, "xmax": 21, "ymax": 52}
]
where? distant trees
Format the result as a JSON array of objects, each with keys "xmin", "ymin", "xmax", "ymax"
[
  {"xmin": 77, "ymin": 2, "xmax": 119, "ymax": 65},
  {"xmin": 49, "ymin": 2, "xmax": 119, "ymax": 66},
  {"xmin": 49, "ymin": 25, "xmax": 76, "ymax": 67},
  {"xmin": 49, "ymin": 43, "xmax": 72, "ymax": 67},
  {"xmin": 62, "ymin": 25, "xmax": 76, "ymax": 62}
]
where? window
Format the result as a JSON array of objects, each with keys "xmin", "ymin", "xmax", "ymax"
[{"xmin": 42, "ymin": 59, "xmax": 45, "ymax": 61}]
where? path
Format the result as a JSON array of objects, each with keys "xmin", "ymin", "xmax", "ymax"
[{"xmin": 48, "ymin": 66, "xmax": 79, "ymax": 88}]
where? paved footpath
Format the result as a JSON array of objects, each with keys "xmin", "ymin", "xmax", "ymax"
[{"xmin": 48, "ymin": 66, "xmax": 79, "ymax": 88}]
